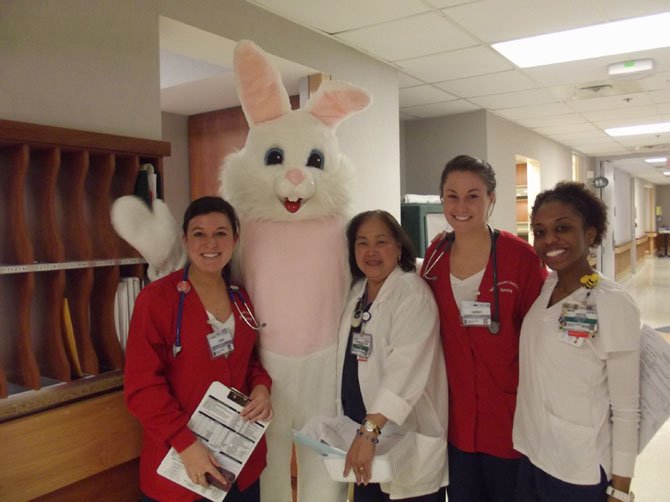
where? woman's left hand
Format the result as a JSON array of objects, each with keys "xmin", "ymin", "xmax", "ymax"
[
  {"xmin": 344, "ymin": 433, "xmax": 376, "ymax": 485},
  {"xmin": 240, "ymin": 384, "xmax": 273, "ymax": 421}
]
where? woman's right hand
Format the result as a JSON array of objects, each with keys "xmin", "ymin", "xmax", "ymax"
[
  {"xmin": 343, "ymin": 432, "xmax": 377, "ymax": 485},
  {"xmin": 178, "ymin": 440, "xmax": 229, "ymax": 489}
]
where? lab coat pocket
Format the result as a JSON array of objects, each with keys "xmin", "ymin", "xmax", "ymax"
[
  {"xmin": 393, "ymin": 432, "xmax": 447, "ymax": 489},
  {"xmin": 545, "ymin": 411, "xmax": 600, "ymax": 484}
]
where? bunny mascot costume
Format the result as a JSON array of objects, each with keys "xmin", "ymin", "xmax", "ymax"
[{"xmin": 112, "ymin": 40, "xmax": 371, "ymax": 502}]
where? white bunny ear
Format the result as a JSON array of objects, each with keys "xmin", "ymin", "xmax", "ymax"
[
  {"xmin": 304, "ymin": 80, "xmax": 372, "ymax": 128},
  {"xmin": 234, "ymin": 40, "xmax": 292, "ymax": 126}
]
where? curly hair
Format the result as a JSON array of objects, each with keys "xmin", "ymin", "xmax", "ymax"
[
  {"xmin": 531, "ymin": 181, "xmax": 608, "ymax": 246},
  {"xmin": 346, "ymin": 210, "xmax": 417, "ymax": 281},
  {"xmin": 439, "ymin": 154, "xmax": 497, "ymax": 196}
]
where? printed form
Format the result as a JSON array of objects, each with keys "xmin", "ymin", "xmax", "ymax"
[{"xmin": 158, "ymin": 382, "xmax": 269, "ymax": 501}]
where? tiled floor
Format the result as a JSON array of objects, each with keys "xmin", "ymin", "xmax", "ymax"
[{"xmin": 621, "ymin": 257, "xmax": 670, "ymax": 501}]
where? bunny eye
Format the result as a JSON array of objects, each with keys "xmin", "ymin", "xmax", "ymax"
[
  {"xmin": 306, "ymin": 149, "xmax": 324, "ymax": 170},
  {"xmin": 265, "ymin": 148, "xmax": 284, "ymax": 166}
]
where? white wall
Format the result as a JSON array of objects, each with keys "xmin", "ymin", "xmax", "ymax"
[
  {"xmin": 1, "ymin": 0, "xmax": 401, "ymax": 219},
  {"xmin": 401, "ymin": 110, "xmax": 574, "ymax": 234},
  {"xmin": 0, "ymin": 0, "xmax": 161, "ymax": 139},
  {"xmin": 486, "ymin": 112, "xmax": 573, "ymax": 233},
  {"xmin": 612, "ymin": 168, "xmax": 633, "ymax": 246},
  {"xmin": 402, "ymin": 110, "xmax": 488, "ymax": 196},
  {"xmin": 161, "ymin": 112, "xmax": 190, "ymax": 221},
  {"xmin": 634, "ymin": 178, "xmax": 646, "ymax": 239}
]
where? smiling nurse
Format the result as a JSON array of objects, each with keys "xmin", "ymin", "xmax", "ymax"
[
  {"xmin": 421, "ymin": 155, "xmax": 547, "ymax": 502},
  {"xmin": 513, "ymin": 182, "xmax": 641, "ymax": 502}
]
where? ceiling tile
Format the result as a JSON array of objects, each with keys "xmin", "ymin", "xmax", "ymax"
[
  {"xmin": 649, "ymin": 89, "xmax": 670, "ymax": 104},
  {"xmin": 397, "ymin": 72, "xmax": 424, "ymax": 88},
  {"xmin": 547, "ymin": 130, "xmax": 612, "ymax": 143},
  {"xmin": 435, "ymin": 70, "xmax": 536, "ymax": 97},
  {"xmin": 400, "ymin": 111, "xmax": 419, "ymax": 121},
  {"xmin": 532, "ymin": 122, "xmax": 600, "ymax": 136},
  {"xmin": 425, "ymin": 0, "xmax": 479, "ymax": 7},
  {"xmin": 612, "ymin": 132, "xmax": 670, "ymax": 147},
  {"xmin": 639, "ymin": 70, "xmax": 670, "ymax": 91},
  {"xmin": 574, "ymin": 143, "xmax": 632, "ymax": 155},
  {"xmin": 397, "ymin": 46, "xmax": 512, "ymax": 82},
  {"xmin": 469, "ymin": 88, "xmax": 557, "ymax": 109},
  {"xmin": 335, "ymin": 12, "xmax": 476, "ymax": 61},
  {"xmin": 516, "ymin": 113, "xmax": 587, "ymax": 128},
  {"xmin": 593, "ymin": 116, "xmax": 665, "ymax": 129},
  {"xmin": 581, "ymin": 105, "xmax": 662, "ymax": 122},
  {"xmin": 442, "ymin": 0, "xmax": 605, "ymax": 44},
  {"xmin": 248, "ymin": 0, "xmax": 429, "ymax": 33},
  {"xmin": 566, "ymin": 92, "xmax": 653, "ymax": 113},
  {"xmin": 601, "ymin": 0, "xmax": 670, "ymax": 21},
  {"xmin": 401, "ymin": 99, "xmax": 481, "ymax": 118},
  {"xmin": 495, "ymin": 102, "xmax": 574, "ymax": 120},
  {"xmin": 399, "ymin": 85, "xmax": 457, "ymax": 107}
]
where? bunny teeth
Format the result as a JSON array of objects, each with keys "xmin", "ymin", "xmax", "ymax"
[{"xmin": 284, "ymin": 198, "xmax": 303, "ymax": 213}]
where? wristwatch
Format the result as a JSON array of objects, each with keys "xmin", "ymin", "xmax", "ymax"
[
  {"xmin": 606, "ymin": 486, "xmax": 634, "ymax": 502},
  {"xmin": 361, "ymin": 418, "xmax": 381, "ymax": 436}
]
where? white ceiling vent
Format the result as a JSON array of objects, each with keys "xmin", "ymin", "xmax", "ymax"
[{"xmin": 572, "ymin": 80, "xmax": 643, "ymax": 100}]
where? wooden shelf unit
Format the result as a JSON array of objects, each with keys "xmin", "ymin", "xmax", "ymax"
[{"xmin": 0, "ymin": 119, "xmax": 169, "ymax": 407}]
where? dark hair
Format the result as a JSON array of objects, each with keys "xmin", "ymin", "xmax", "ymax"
[
  {"xmin": 182, "ymin": 196, "xmax": 240, "ymax": 281},
  {"xmin": 346, "ymin": 210, "xmax": 416, "ymax": 280},
  {"xmin": 183, "ymin": 196, "xmax": 240, "ymax": 236},
  {"xmin": 439, "ymin": 155, "xmax": 497, "ymax": 196},
  {"xmin": 531, "ymin": 181, "xmax": 608, "ymax": 246}
]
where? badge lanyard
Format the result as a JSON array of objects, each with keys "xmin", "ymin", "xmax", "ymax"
[
  {"xmin": 422, "ymin": 227, "xmax": 500, "ymax": 334},
  {"xmin": 350, "ymin": 290, "xmax": 373, "ymax": 360},
  {"xmin": 172, "ymin": 264, "xmax": 266, "ymax": 357}
]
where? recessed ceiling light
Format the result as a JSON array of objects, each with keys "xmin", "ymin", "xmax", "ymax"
[
  {"xmin": 663, "ymin": 171, "xmax": 670, "ymax": 176},
  {"xmin": 605, "ymin": 122, "xmax": 670, "ymax": 137},
  {"xmin": 645, "ymin": 157, "xmax": 668, "ymax": 163},
  {"xmin": 492, "ymin": 12, "xmax": 670, "ymax": 68}
]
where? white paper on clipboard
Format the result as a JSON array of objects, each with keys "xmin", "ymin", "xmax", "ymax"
[
  {"xmin": 638, "ymin": 324, "xmax": 670, "ymax": 453},
  {"xmin": 157, "ymin": 381, "xmax": 270, "ymax": 501}
]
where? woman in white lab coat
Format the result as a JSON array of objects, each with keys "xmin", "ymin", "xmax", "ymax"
[
  {"xmin": 337, "ymin": 210, "xmax": 449, "ymax": 501},
  {"xmin": 513, "ymin": 182, "xmax": 640, "ymax": 502}
]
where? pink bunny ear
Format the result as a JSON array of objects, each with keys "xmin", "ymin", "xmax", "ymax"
[
  {"xmin": 305, "ymin": 80, "xmax": 373, "ymax": 128},
  {"xmin": 234, "ymin": 40, "xmax": 291, "ymax": 125}
]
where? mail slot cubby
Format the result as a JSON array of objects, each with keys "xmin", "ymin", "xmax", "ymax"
[{"xmin": 0, "ymin": 120, "xmax": 169, "ymax": 411}]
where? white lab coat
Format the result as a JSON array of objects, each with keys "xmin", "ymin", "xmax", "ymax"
[
  {"xmin": 513, "ymin": 272, "xmax": 640, "ymax": 485},
  {"xmin": 336, "ymin": 267, "xmax": 449, "ymax": 499}
]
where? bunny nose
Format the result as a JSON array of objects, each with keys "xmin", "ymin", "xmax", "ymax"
[{"xmin": 286, "ymin": 169, "xmax": 305, "ymax": 186}]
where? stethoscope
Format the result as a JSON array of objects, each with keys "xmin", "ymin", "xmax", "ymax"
[
  {"xmin": 422, "ymin": 227, "xmax": 501, "ymax": 335},
  {"xmin": 172, "ymin": 264, "xmax": 266, "ymax": 357}
]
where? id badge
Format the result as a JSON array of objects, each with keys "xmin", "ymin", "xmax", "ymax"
[
  {"xmin": 207, "ymin": 326, "xmax": 234, "ymax": 358},
  {"xmin": 351, "ymin": 332, "xmax": 373, "ymax": 361},
  {"xmin": 559, "ymin": 302, "xmax": 598, "ymax": 334},
  {"xmin": 460, "ymin": 300, "xmax": 492, "ymax": 327},
  {"xmin": 558, "ymin": 330, "xmax": 585, "ymax": 347}
]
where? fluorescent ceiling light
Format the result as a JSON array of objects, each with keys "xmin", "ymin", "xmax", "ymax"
[
  {"xmin": 645, "ymin": 157, "xmax": 668, "ymax": 163},
  {"xmin": 605, "ymin": 122, "xmax": 670, "ymax": 137},
  {"xmin": 492, "ymin": 12, "xmax": 670, "ymax": 68},
  {"xmin": 664, "ymin": 171, "xmax": 670, "ymax": 176}
]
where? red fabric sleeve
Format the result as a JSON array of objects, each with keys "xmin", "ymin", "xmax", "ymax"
[{"xmin": 124, "ymin": 289, "xmax": 196, "ymax": 453}]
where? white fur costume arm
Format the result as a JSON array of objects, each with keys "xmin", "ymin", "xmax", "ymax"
[{"xmin": 111, "ymin": 196, "xmax": 186, "ymax": 281}]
